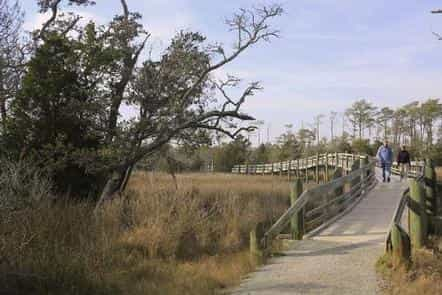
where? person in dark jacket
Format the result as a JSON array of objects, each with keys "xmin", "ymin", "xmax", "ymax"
[{"xmin": 397, "ymin": 145, "xmax": 411, "ymax": 181}]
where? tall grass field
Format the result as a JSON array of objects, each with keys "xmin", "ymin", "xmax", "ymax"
[{"xmin": 1, "ymin": 172, "xmax": 292, "ymax": 295}]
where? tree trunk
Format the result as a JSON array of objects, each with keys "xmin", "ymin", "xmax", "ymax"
[{"xmin": 94, "ymin": 169, "xmax": 126, "ymax": 211}]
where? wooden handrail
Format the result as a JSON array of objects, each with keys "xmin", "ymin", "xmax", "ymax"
[
  {"xmin": 261, "ymin": 157, "xmax": 377, "ymax": 249},
  {"xmin": 233, "ymin": 153, "xmax": 426, "ymax": 177}
]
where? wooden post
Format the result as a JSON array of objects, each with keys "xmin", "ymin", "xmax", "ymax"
[
  {"xmin": 290, "ymin": 178, "xmax": 304, "ymax": 240},
  {"xmin": 315, "ymin": 153, "xmax": 320, "ymax": 184},
  {"xmin": 288, "ymin": 161, "xmax": 292, "ymax": 181},
  {"xmin": 325, "ymin": 153, "xmax": 329, "ymax": 182},
  {"xmin": 409, "ymin": 179, "xmax": 428, "ymax": 249},
  {"xmin": 391, "ymin": 224, "xmax": 411, "ymax": 266},
  {"xmin": 360, "ymin": 155, "xmax": 368, "ymax": 192},
  {"xmin": 250, "ymin": 222, "xmax": 264, "ymax": 263},
  {"xmin": 332, "ymin": 167, "xmax": 344, "ymax": 196},
  {"xmin": 305, "ymin": 158, "xmax": 308, "ymax": 183},
  {"xmin": 296, "ymin": 159, "xmax": 300, "ymax": 178},
  {"xmin": 345, "ymin": 156, "xmax": 349, "ymax": 175},
  {"xmin": 279, "ymin": 162, "xmax": 283, "ymax": 177},
  {"xmin": 424, "ymin": 158, "xmax": 436, "ymax": 233},
  {"xmin": 271, "ymin": 162, "xmax": 274, "ymax": 175}
]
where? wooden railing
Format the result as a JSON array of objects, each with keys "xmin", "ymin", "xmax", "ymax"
[
  {"xmin": 233, "ymin": 152, "xmax": 425, "ymax": 179},
  {"xmin": 233, "ymin": 153, "xmax": 359, "ymax": 177},
  {"xmin": 249, "ymin": 154, "xmax": 378, "ymax": 256},
  {"xmin": 391, "ymin": 161, "xmax": 425, "ymax": 178},
  {"xmin": 385, "ymin": 159, "xmax": 439, "ymax": 265}
]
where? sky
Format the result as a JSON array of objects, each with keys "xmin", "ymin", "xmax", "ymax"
[{"xmin": 21, "ymin": 0, "xmax": 442, "ymax": 144}]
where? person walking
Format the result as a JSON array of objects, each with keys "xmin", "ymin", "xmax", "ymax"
[
  {"xmin": 397, "ymin": 145, "xmax": 411, "ymax": 181},
  {"xmin": 377, "ymin": 140, "xmax": 394, "ymax": 182}
]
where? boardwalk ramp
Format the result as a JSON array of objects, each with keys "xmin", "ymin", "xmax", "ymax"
[{"xmin": 231, "ymin": 171, "xmax": 408, "ymax": 295}]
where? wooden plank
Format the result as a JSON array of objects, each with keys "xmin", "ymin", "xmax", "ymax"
[{"xmin": 262, "ymin": 190, "xmax": 311, "ymax": 247}]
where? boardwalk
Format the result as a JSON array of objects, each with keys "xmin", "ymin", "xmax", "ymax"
[{"xmin": 231, "ymin": 170, "xmax": 408, "ymax": 295}]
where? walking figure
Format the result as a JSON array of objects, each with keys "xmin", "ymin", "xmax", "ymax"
[
  {"xmin": 397, "ymin": 145, "xmax": 411, "ymax": 181},
  {"xmin": 377, "ymin": 140, "xmax": 393, "ymax": 183}
]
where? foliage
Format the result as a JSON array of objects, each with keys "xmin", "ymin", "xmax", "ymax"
[
  {"xmin": 275, "ymin": 127, "xmax": 302, "ymax": 160},
  {"xmin": 345, "ymin": 99, "xmax": 377, "ymax": 139},
  {"xmin": 213, "ymin": 135, "xmax": 251, "ymax": 172},
  {"xmin": 0, "ymin": 158, "xmax": 53, "ymax": 211}
]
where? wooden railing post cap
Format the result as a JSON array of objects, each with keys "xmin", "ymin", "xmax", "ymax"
[{"xmin": 425, "ymin": 158, "xmax": 433, "ymax": 167}]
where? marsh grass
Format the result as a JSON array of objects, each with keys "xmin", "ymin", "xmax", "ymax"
[
  {"xmin": 377, "ymin": 238, "xmax": 442, "ymax": 294},
  {"xmin": 1, "ymin": 172, "xmax": 291, "ymax": 294}
]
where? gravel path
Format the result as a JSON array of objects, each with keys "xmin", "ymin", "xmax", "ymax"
[{"xmin": 231, "ymin": 170, "xmax": 408, "ymax": 295}]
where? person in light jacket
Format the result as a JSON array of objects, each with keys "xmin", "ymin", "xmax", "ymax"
[
  {"xmin": 397, "ymin": 145, "xmax": 411, "ymax": 181},
  {"xmin": 377, "ymin": 140, "xmax": 394, "ymax": 182}
]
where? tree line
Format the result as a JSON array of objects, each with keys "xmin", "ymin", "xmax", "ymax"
[{"xmin": 155, "ymin": 98, "xmax": 442, "ymax": 173}]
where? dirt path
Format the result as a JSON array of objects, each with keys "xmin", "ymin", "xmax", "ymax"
[{"xmin": 231, "ymin": 170, "xmax": 408, "ymax": 295}]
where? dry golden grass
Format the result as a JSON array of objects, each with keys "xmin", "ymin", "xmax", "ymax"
[
  {"xmin": 435, "ymin": 166, "xmax": 442, "ymax": 182},
  {"xmin": 0, "ymin": 172, "xmax": 291, "ymax": 295},
  {"xmin": 377, "ymin": 237, "xmax": 442, "ymax": 295}
]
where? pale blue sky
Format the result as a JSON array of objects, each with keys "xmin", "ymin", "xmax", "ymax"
[{"xmin": 21, "ymin": 0, "xmax": 442, "ymax": 143}]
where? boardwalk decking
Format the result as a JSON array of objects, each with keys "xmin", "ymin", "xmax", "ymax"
[{"xmin": 231, "ymin": 170, "xmax": 408, "ymax": 295}]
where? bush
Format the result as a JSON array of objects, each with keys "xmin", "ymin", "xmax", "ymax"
[{"xmin": 0, "ymin": 159, "xmax": 53, "ymax": 211}]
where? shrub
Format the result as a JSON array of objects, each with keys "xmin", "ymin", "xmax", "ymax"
[{"xmin": 0, "ymin": 158, "xmax": 53, "ymax": 211}]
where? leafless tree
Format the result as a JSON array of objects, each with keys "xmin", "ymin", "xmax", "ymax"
[{"xmin": 0, "ymin": 0, "xmax": 28, "ymax": 131}]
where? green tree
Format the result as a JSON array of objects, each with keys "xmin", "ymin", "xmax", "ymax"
[
  {"xmin": 420, "ymin": 99, "xmax": 441, "ymax": 147},
  {"xmin": 276, "ymin": 127, "xmax": 302, "ymax": 160},
  {"xmin": 297, "ymin": 128, "xmax": 315, "ymax": 154},
  {"xmin": 251, "ymin": 143, "xmax": 270, "ymax": 163},
  {"xmin": 376, "ymin": 107, "xmax": 394, "ymax": 140},
  {"xmin": 10, "ymin": 31, "xmax": 109, "ymax": 195},
  {"xmin": 345, "ymin": 99, "xmax": 377, "ymax": 139},
  {"xmin": 213, "ymin": 135, "xmax": 250, "ymax": 172}
]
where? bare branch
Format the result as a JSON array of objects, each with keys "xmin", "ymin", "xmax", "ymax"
[
  {"xmin": 120, "ymin": 0, "xmax": 129, "ymax": 19},
  {"xmin": 189, "ymin": 124, "xmax": 255, "ymax": 139},
  {"xmin": 61, "ymin": 15, "xmax": 81, "ymax": 36},
  {"xmin": 432, "ymin": 31, "xmax": 442, "ymax": 40},
  {"xmin": 178, "ymin": 4, "xmax": 282, "ymax": 108},
  {"xmin": 36, "ymin": 0, "xmax": 62, "ymax": 41}
]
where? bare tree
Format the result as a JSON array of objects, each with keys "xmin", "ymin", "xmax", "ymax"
[{"xmin": 0, "ymin": 0, "xmax": 28, "ymax": 131}]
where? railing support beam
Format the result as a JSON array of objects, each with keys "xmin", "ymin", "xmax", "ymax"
[
  {"xmin": 290, "ymin": 178, "xmax": 304, "ymax": 240},
  {"xmin": 391, "ymin": 224, "xmax": 411, "ymax": 266}
]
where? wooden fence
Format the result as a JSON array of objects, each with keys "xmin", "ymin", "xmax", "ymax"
[
  {"xmin": 385, "ymin": 159, "xmax": 441, "ymax": 265},
  {"xmin": 233, "ymin": 153, "xmax": 357, "ymax": 177},
  {"xmin": 233, "ymin": 152, "xmax": 424, "ymax": 182}
]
